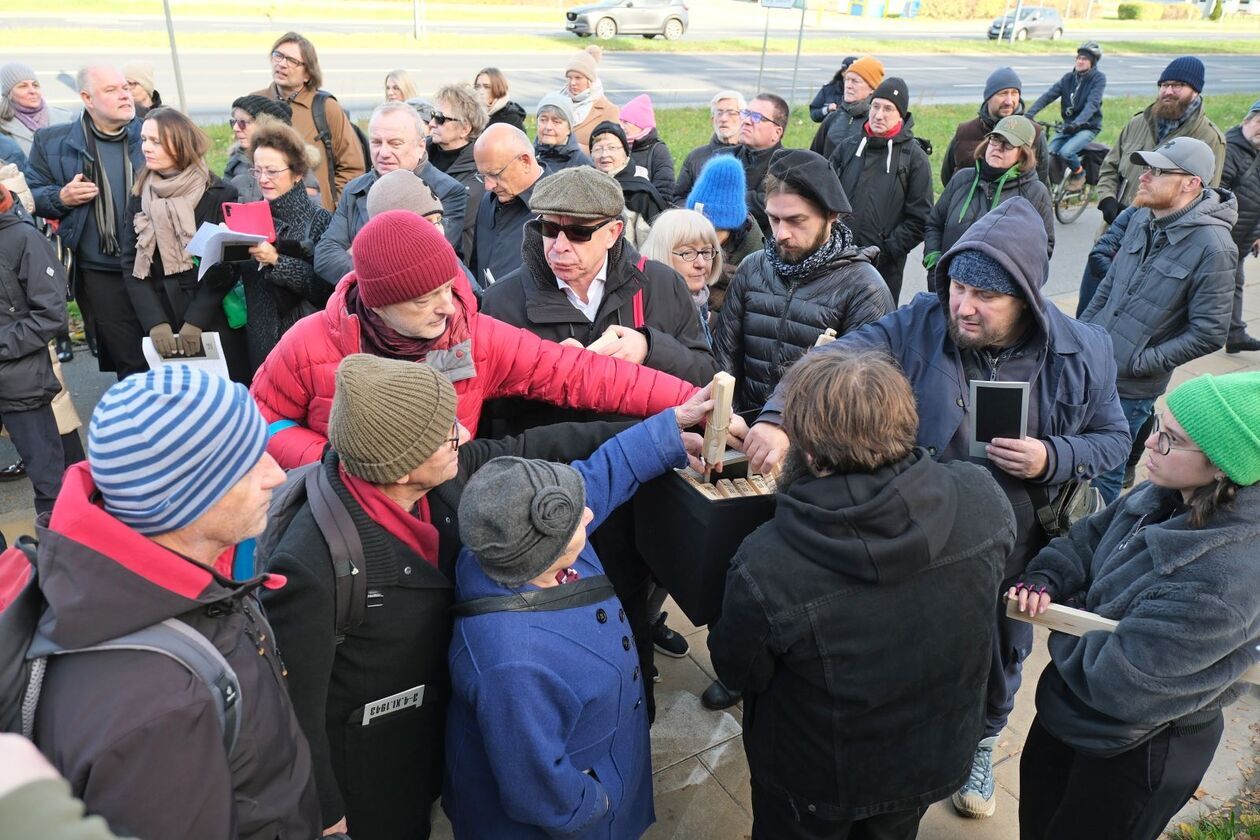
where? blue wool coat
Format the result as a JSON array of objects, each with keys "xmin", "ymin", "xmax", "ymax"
[{"xmin": 444, "ymin": 409, "xmax": 686, "ymax": 839}]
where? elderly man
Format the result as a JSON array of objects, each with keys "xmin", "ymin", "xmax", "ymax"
[
  {"xmin": 1082, "ymin": 137, "xmax": 1238, "ymax": 502},
  {"xmin": 737, "ymin": 93, "xmax": 789, "ymax": 237},
  {"xmin": 942, "ymin": 66, "xmax": 1049, "ymax": 186},
  {"xmin": 1096, "ymin": 56, "xmax": 1226, "ymax": 225},
  {"xmin": 9, "ymin": 366, "xmax": 320, "ymax": 838},
  {"xmin": 1220, "ymin": 98, "xmax": 1260, "ymax": 353},
  {"xmin": 27, "ymin": 66, "xmax": 146, "ymax": 378},
  {"xmin": 675, "ymin": 89, "xmax": 746, "ymax": 201},
  {"xmin": 742, "ymin": 198, "xmax": 1129, "ymax": 821},
  {"xmin": 314, "ymin": 102, "xmax": 466, "ymax": 286},
  {"xmin": 808, "ymin": 55, "xmax": 884, "ymax": 161},
  {"xmin": 468, "ymin": 123, "xmax": 549, "ymax": 284}
]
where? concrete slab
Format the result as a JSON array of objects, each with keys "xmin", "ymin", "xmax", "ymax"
[{"xmin": 646, "ymin": 756, "xmax": 754, "ymax": 840}]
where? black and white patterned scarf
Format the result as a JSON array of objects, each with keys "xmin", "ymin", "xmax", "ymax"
[{"xmin": 762, "ymin": 220, "xmax": 855, "ymax": 280}]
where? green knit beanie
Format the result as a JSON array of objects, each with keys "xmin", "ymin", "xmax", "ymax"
[
  {"xmin": 1166, "ymin": 371, "xmax": 1260, "ymax": 486},
  {"xmin": 328, "ymin": 354, "xmax": 458, "ymax": 484}
]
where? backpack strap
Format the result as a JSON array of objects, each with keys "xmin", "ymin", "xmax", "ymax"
[
  {"xmin": 450, "ymin": 575, "xmax": 616, "ymax": 618},
  {"xmin": 311, "ymin": 90, "xmax": 340, "ymax": 204},
  {"xmin": 26, "ymin": 618, "xmax": 242, "ymax": 755},
  {"xmin": 632, "ymin": 256, "xmax": 647, "ymax": 329},
  {"xmin": 304, "ymin": 464, "xmax": 368, "ymax": 642}
]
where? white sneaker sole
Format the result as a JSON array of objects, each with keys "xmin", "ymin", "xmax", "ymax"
[{"xmin": 951, "ymin": 790, "xmax": 997, "ymax": 818}]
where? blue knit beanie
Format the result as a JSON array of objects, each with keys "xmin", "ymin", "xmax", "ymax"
[
  {"xmin": 687, "ymin": 154, "xmax": 747, "ymax": 231},
  {"xmin": 1159, "ymin": 56, "xmax": 1205, "ymax": 93},
  {"xmin": 983, "ymin": 67, "xmax": 1023, "ymax": 103},
  {"xmin": 948, "ymin": 249, "xmax": 1023, "ymax": 299},
  {"xmin": 88, "ymin": 366, "xmax": 269, "ymax": 536}
]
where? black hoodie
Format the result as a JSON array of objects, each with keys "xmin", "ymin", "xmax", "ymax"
[{"xmin": 708, "ymin": 449, "xmax": 1015, "ymax": 820}]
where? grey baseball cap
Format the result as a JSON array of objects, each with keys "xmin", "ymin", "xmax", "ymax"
[
  {"xmin": 1129, "ymin": 137, "xmax": 1215, "ymax": 184},
  {"xmin": 1248, "ymin": 98, "xmax": 1260, "ymax": 115}
]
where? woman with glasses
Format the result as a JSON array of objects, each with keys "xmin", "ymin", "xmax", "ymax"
[
  {"xmin": 589, "ymin": 121, "xmax": 666, "ymax": 248},
  {"xmin": 239, "ymin": 119, "xmax": 332, "ymax": 374},
  {"xmin": 1011, "ymin": 370, "xmax": 1260, "ymax": 840},
  {"xmin": 122, "ymin": 61, "xmax": 162, "ymax": 119},
  {"xmin": 384, "ymin": 68, "xmax": 417, "ymax": 103},
  {"xmin": 533, "ymin": 93, "xmax": 593, "ymax": 172},
  {"xmin": 642, "ymin": 209, "xmax": 723, "ymax": 340},
  {"xmin": 428, "ymin": 84, "xmax": 487, "ymax": 257},
  {"xmin": 120, "ymin": 107, "xmax": 250, "ymax": 382},
  {"xmin": 224, "ymin": 94, "xmax": 321, "ymax": 203},
  {"xmin": 924, "ymin": 115, "xmax": 1053, "ymax": 292},
  {"xmin": 474, "ymin": 67, "xmax": 526, "ymax": 132}
]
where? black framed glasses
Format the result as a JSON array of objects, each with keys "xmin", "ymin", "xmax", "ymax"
[
  {"xmin": 988, "ymin": 136, "xmax": 1016, "ymax": 152},
  {"xmin": 1143, "ymin": 166, "xmax": 1192, "ymax": 179},
  {"xmin": 1151, "ymin": 412, "xmax": 1202, "ymax": 456},
  {"xmin": 445, "ymin": 423, "xmax": 460, "ymax": 452},
  {"xmin": 270, "ymin": 50, "xmax": 305, "ymax": 69},
  {"xmin": 532, "ymin": 217, "xmax": 616, "ymax": 242},
  {"xmin": 673, "ymin": 247, "xmax": 718, "ymax": 262},
  {"xmin": 474, "ymin": 158, "xmax": 515, "ymax": 184},
  {"xmin": 740, "ymin": 108, "xmax": 781, "ymax": 127}
]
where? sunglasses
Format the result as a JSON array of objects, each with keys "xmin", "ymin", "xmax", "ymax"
[
  {"xmin": 740, "ymin": 108, "xmax": 781, "ymax": 127},
  {"xmin": 228, "ymin": 118, "xmax": 253, "ymax": 130},
  {"xmin": 430, "ymin": 111, "xmax": 461, "ymax": 126},
  {"xmin": 533, "ymin": 217, "xmax": 616, "ymax": 242}
]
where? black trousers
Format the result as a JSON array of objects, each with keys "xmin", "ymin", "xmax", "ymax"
[
  {"xmin": 78, "ymin": 264, "xmax": 146, "ymax": 379},
  {"xmin": 751, "ymin": 784, "xmax": 925, "ymax": 840},
  {"xmin": 0, "ymin": 405, "xmax": 64, "ymax": 515},
  {"xmin": 1019, "ymin": 713, "xmax": 1223, "ymax": 840}
]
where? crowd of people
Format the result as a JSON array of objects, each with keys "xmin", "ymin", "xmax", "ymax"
[{"xmin": 1, "ymin": 30, "xmax": 1259, "ymax": 840}]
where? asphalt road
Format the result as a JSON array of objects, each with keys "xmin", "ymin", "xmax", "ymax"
[{"xmin": 25, "ymin": 50, "xmax": 1260, "ymax": 117}]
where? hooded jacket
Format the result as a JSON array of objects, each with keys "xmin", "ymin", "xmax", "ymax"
[
  {"xmin": 925, "ymin": 162, "xmax": 1055, "ymax": 288},
  {"xmin": 534, "ymin": 134, "xmax": 594, "ymax": 172},
  {"xmin": 629, "ymin": 128, "xmax": 676, "ymax": 205},
  {"xmin": 0, "ymin": 203, "xmax": 67, "ymax": 412},
  {"xmin": 760, "ymin": 199, "xmax": 1130, "ymax": 576},
  {"xmin": 830, "ymin": 115, "xmax": 934, "ymax": 300},
  {"xmin": 1221, "ymin": 125, "xmax": 1260, "ymax": 249},
  {"xmin": 941, "ymin": 100, "xmax": 1050, "ymax": 187},
  {"xmin": 1026, "ymin": 68, "xmax": 1106, "ymax": 135},
  {"xmin": 1097, "ymin": 100, "xmax": 1227, "ymax": 208},
  {"xmin": 708, "ymin": 450, "xmax": 1016, "ymax": 819},
  {"xmin": 251, "ymin": 272, "xmax": 699, "ymax": 468},
  {"xmin": 22, "ymin": 464, "xmax": 321, "ymax": 840},
  {"xmin": 1081, "ymin": 188, "xmax": 1238, "ymax": 400},
  {"xmin": 808, "ymin": 97, "xmax": 871, "ymax": 161},
  {"xmin": 675, "ymin": 134, "xmax": 737, "ymax": 203},
  {"xmin": 711, "ymin": 233, "xmax": 894, "ymax": 413}
]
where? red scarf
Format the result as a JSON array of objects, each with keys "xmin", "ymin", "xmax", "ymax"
[
  {"xmin": 349, "ymin": 283, "xmax": 470, "ymax": 361},
  {"xmin": 338, "ymin": 464, "xmax": 440, "ymax": 567},
  {"xmin": 864, "ymin": 119, "xmax": 902, "ymax": 140}
]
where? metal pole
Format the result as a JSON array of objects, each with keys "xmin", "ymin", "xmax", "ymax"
[
  {"xmin": 1009, "ymin": 0, "xmax": 1024, "ymax": 43},
  {"xmin": 413, "ymin": 0, "xmax": 421, "ymax": 39},
  {"xmin": 756, "ymin": 7, "xmax": 770, "ymax": 92},
  {"xmin": 1084, "ymin": 0, "xmax": 1094, "ymax": 19},
  {"xmin": 161, "ymin": 0, "xmax": 187, "ymax": 112},
  {"xmin": 421, "ymin": 0, "xmax": 427, "ymax": 40},
  {"xmin": 788, "ymin": 0, "xmax": 807, "ymax": 112}
]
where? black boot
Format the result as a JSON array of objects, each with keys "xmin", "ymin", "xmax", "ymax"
[
  {"xmin": 1226, "ymin": 333, "xmax": 1260, "ymax": 354},
  {"xmin": 701, "ymin": 679, "xmax": 741, "ymax": 710}
]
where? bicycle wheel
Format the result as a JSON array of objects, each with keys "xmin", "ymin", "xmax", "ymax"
[{"xmin": 1055, "ymin": 187, "xmax": 1089, "ymax": 224}]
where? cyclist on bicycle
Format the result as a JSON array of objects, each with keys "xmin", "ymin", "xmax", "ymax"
[{"xmin": 1028, "ymin": 42, "xmax": 1107, "ymax": 187}]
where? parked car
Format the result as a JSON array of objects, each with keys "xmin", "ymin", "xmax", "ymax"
[
  {"xmin": 566, "ymin": 0, "xmax": 689, "ymax": 40},
  {"xmin": 988, "ymin": 6, "xmax": 1064, "ymax": 40}
]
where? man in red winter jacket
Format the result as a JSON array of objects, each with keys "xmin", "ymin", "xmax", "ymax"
[{"xmin": 250, "ymin": 209, "xmax": 700, "ymax": 469}]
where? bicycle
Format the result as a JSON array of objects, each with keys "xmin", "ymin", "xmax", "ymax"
[{"xmin": 1038, "ymin": 121, "xmax": 1110, "ymax": 225}]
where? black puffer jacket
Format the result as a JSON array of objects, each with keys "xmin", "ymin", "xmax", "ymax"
[
  {"xmin": 428, "ymin": 140, "xmax": 486, "ymax": 267},
  {"xmin": 486, "ymin": 101, "xmax": 527, "ymax": 131},
  {"xmin": 630, "ymin": 129, "xmax": 676, "ymax": 204},
  {"xmin": 0, "ymin": 204, "xmax": 66, "ymax": 412},
  {"xmin": 830, "ymin": 116, "xmax": 934, "ymax": 303},
  {"xmin": 711, "ymin": 235, "xmax": 894, "ymax": 412},
  {"xmin": 708, "ymin": 450, "xmax": 1015, "ymax": 821},
  {"xmin": 675, "ymin": 135, "xmax": 737, "ymax": 203},
  {"xmin": 534, "ymin": 135, "xmax": 593, "ymax": 172},
  {"xmin": 808, "ymin": 98, "xmax": 870, "ymax": 161},
  {"xmin": 1222, "ymin": 125, "xmax": 1260, "ymax": 249}
]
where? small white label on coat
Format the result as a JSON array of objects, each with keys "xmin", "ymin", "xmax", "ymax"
[
  {"xmin": 46, "ymin": 266, "xmax": 56, "ymax": 276},
  {"xmin": 362, "ymin": 684, "xmax": 425, "ymax": 725}
]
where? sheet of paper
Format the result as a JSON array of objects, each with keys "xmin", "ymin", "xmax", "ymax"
[
  {"xmin": 185, "ymin": 222, "xmax": 267, "ymax": 281},
  {"xmin": 142, "ymin": 331, "xmax": 231, "ymax": 381}
]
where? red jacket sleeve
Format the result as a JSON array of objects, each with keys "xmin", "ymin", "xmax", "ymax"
[
  {"xmin": 249, "ymin": 324, "xmax": 329, "ymax": 469},
  {"xmin": 473, "ymin": 314, "xmax": 700, "ymax": 416}
]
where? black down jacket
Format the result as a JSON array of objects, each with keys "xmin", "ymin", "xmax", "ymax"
[
  {"xmin": 0, "ymin": 205, "xmax": 67, "ymax": 412},
  {"xmin": 1221, "ymin": 125, "xmax": 1260, "ymax": 249},
  {"xmin": 711, "ymin": 238, "xmax": 894, "ymax": 413}
]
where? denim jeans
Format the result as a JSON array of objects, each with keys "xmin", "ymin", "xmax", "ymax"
[
  {"xmin": 1048, "ymin": 128, "xmax": 1098, "ymax": 173},
  {"xmin": 1093, "ymin": 397, "xmax": 1154, "ymax": 504}
]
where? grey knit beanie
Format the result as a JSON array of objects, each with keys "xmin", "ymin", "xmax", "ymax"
[
  {"xmin": 367, "ymin": 169, "xmax": 443, "ymax": 220},
  {"xmin": 1, "ymin": 63, "xmax": 38, "ymax": 99},
  {"xmin": 459, "ymin": 457, "xmax": 587, "ymax": 587},
  {"xmin": 535, "ymin": 92, "xmax": 575, "ymax": 128},
  {"xmin": 328, "ymin": 355, "xmax": 458, "ymax": 484},
  {"xmin": 529, "ymin": 166, "xmax": 624, "ymax": 220},
  {"xmin": 983, "ymin": 66, "xmax": 1023, "ymax": 103}
]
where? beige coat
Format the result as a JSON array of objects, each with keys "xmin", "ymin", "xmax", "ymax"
[
  {"xmin": 572, "ymin": 97, "xmax": 620, "ymax": 153},
  {"xmin": 1097, "ymin": 100, "xmax": 1227, "ymax": 207}
]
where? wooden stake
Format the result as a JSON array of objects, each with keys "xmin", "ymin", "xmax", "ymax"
[
  {"xmin": 814, "ymin": 327, "xmax": 838, "ymax": 347},
  {"xmin": 586, "ymin": 326, "xmax": 620, "ymax": 354},
  {"xmin": 702, "ymin": 371, "xmax": 735, "ymax": 481}
]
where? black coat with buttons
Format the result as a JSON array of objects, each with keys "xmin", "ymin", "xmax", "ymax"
[{"xmin": 258, "ymin": 420, "xmax": 632, "ymax": 838}]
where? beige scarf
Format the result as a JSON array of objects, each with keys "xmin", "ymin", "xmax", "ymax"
[
  {"xmin": 132, "ymin": 163, "xmax": 208, "ymax": 280},
  {"xmin": 487, "ymin": 95, "xmax": 510, "ymax": 116}
]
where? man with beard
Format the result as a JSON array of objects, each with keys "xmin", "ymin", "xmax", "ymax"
[
  {"xmin": 739, "ymin": 198, "xmax": 1128, "ymax": 819},
  {"xmin": 942, "ymin": 67, "xmax": 1050, "ymax": 186},
  {"xmin": 808, "ymin": 55, "xmax": 884, "ymax": 161},
  {"xmin": 675, "ymin": 90, "xmax": 746, "ymax": 202},
  {"xmin": 1082, "ymin": 137, "xmax": 1237, "ymax": 502},
  {"xmin": 1096, "ymin": 56, "xmax": 1226, "ymax": 225}
]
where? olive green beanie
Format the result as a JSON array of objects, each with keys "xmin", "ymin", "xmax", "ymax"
[
  {"xmin": 328, "ymin": 354, "xmax": 458, "ymax": 484},
  {"xmin": 1166, "ymin": 371, "xmax": 1260, "ymax": 486}
]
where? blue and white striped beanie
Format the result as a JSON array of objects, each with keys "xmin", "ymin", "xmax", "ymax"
[{"xmin": 88, "ymin": 366, "xmax": 268, "ymax": 536}]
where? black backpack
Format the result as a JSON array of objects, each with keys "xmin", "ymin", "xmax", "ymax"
[
  {"xmin": 0, "ymin": 539, "xmax": 242, "ymax": 754},
  {"xmin": 311, "ymin": 90, "xmax": 371, "ymax": 204}
]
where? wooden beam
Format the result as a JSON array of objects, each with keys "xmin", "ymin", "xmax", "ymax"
[
  {"xmin": 702, "ymin": 372, "xmax": 736, "ymax": 479},
  {"xmin": 1005, "ymin": 599, "xmax": 1260, "ymax": 685}
]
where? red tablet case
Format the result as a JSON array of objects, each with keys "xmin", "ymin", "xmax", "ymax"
[{"xmin": 221, "ymin": 201, "xmax": 276, "ymax": 243}]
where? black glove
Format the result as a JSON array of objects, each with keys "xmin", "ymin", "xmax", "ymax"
[
  {"xmin": 1061, "ymin": 122, "xmax": 1081, "ymax": 135},
  {"xmin": 1098, "ymin": 196, "xmax": 1121, "ymax": 225}
]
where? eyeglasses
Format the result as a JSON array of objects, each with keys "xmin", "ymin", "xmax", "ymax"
[
  {"xmin": 673, "ymin": 247, "xmax": 718, "ymax": 262},
  {"xmin": 445, "ymin": 423, "xmax": 460, "ymax": 452},
  {"xmin": 740, "ymin": 108, "xmax": 781, "ymax": 127},
  {"xmin": 430, "ymin": 111, "xmax": 461, "ymax": 126},
  {"xmin": 1158, "ymin": 81, "xmax": 1189, "ymax": 91},
  {"xmin": 532, "ymin": 217, "xmax": 616, "ymax": 242},
  {"xmin": 270, "ymin": 50, "xmax": 305, "ymax": 69},
  {"xmin": 589, "ymin": 144, "xmax": 624, "ymax": 156},
  {"xmin": 250, "ymin": 166, "xmax": 291, "ymax": 181},
  {"xmin": 228, "ymin": 118, "xmax": 253, "ymax": 130},
  {"xmin": 1151, "ymin": 412, "xmax": 1203, "ymax": 457},
  {"xmin": 712, "ymin": 108, "xmax": 741, "ymax": 119},
  {"xmin": 1142, "ymin": 166, "xmax": 1192, "ymax": 179},
  {"xmin": 474, "ymin": 158, "xmax": 515, "ymax": 184},
  {"xmin": 988, "ymin": 137, "xmax": 1016, "ymax": 152}
]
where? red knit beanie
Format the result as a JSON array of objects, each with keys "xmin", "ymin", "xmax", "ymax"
[
  {"xmin": 352, "ymin": 209, "xmax": 461, "ymax": 307},
  {"xmin": 0, "ymin": 184, "xmax": 12, "ymax": 215}
]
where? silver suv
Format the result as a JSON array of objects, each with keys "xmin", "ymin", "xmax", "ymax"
[{"xmin": 566, "ymin": 0, "xmax": 690, "ymax": 40}]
